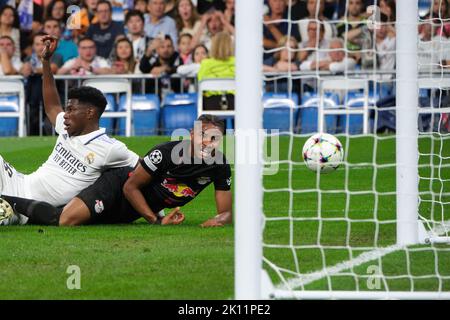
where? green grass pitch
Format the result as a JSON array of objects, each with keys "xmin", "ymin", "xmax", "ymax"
[{"xmin": 0, "ymin": 135, "xmax": 449, "ymax": 299}]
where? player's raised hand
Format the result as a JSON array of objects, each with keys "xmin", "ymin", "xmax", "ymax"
[
  {"xmin": 40, "ymin": 35, "xmax": 59, "ymax": 61},
  {"xmin": 161, "ymin": 207, "xmax": 185, "ymax": 225}
]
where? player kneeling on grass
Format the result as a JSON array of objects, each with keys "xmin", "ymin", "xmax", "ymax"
[{"xmin": 0, "ymin": 115, "xmax": 232, "ymax": 227}]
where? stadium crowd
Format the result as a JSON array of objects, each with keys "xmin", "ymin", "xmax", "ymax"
[{"xmin": 0, "ymin": 0, "xmax": 449, "ymax": 135}]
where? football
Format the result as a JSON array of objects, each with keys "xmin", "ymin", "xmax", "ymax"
[
  {"xmin": 302, "ymin": 133, "xmax": 344, "ymax": 173},
  {"xmin": 0, "ymin": 198, "xmax": 14, "ymax": 224}
]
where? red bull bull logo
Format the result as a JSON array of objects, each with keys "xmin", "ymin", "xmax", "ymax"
[{"xmin": 162, "ymin": 179, "xmax": 196, "ymax": 198}]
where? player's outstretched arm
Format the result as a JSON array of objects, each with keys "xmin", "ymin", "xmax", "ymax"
[
  {"xmin": 200, "ymin": 190, "xmax": 232, "ymax": 228},
  {"xmin": 123, "ymin": 164, "xmax": 160, "ymax": 224},
  {"xmin": 40, "ymin": 35, "xmax": 63, "ymax": 127}
]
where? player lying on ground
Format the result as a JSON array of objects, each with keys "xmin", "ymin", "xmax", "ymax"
[
  {"xmin": 0, "ymin": 35, "xmax": 138, "ymax": 225},
  {"xmin": 1, "ymin": 115, "xmax": 232, "ymax": 227}
]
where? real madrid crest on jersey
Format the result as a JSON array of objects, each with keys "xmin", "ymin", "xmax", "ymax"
[
  {"xmin": 150, "ymin": 150, "xmax": 163, "ymax": 164},
  {"xmin": 85, "ymin": 152, "xmax": 95, "ymax": 165},
  {"xmin": 197, "ymin": 177, "xmax": 211, "ymax": 185}
]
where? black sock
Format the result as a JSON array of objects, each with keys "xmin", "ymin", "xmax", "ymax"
[{"xmin": 1, "ymin": 195, "xmax": 63, "ymax": 226}]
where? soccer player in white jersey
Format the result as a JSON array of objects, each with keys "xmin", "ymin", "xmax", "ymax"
[{"xmin": 0, "ymin": 35, "xmax": 138, "ymax": 224}]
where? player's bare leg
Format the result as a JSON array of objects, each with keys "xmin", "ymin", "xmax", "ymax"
[{"xmin": 58, "ymin": 197, "xmax": 91, "ymax": 226}]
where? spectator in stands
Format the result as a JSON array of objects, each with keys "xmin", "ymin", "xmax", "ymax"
[
  {"xmin": 379, "ymin": 0, "xmax": 396, "ymax": 22},
  {"xmin": 178, "ymin": 33, "xmax": 193, "ymax": 64},
  {"xmin": 299, "ymin": 20, "xmax": 329, "ymax": 64},
  {"xmin": 418, "ymin": 20, "xmax": 450, "ymax": 70},
  {"xmin": 374, "ymin": 13, "xmax": 396, "ymax": 72},
  {"xmin": 0, "ymin": 5, "xmax": 20, "ymax": 58},
  {"xmin": 86, "ymin": 0, "xmax": 125, "ymax": 59},
  {"xmin": 197, "ymin": 31, "xmax": 235, "ymax": 110},
  {"xmin": 71, "ymin": 0, "xmax": 99, "ymax": 38},
  {"xmin": 174, "ymin": 0, "xmax": 201, "ymax": 36},
  {"xmin": 57, "ymin": 37, "xmax": 112, "ymax": 75},
  {"xmin": 299, "ymin": 37, "xmax": 357, "ymax": 72},
  {"xmin": 298, "ymin": 0, "xmax": 336, "ymax": 42},
  {"xmin": 263, "ymin": 0, "xmax": 301, "ymax": 63},
  {"xmin": 0, "ymin": 35, "xmax": 23, "ymax": 76},
  {"xmin": 134, "ymin": 0, "xmax": 149, "ymax": 15},
  {"xmin": 45, "ymin": 0, "xmax": 73, "ymax": 40},
  {"xmin": 192, "ymin": 9, "xmax": 234, "ymax": 51},
  {"xmin": 430, "ymin": 0, "xmax": 450, "ymax": 37},
  {"xmin": 144, "ymin": 0, "xmax": 178, "ymax": 47},
  {"xmin": 263, "ymin": 36, "xmax": 299, "ymax": 72},
  {"xmin": 43, "ymin": 19, "xmax": 78, "ymax": 63},
  {"xmin": 177, "ymin": 43, "xmax": 208, "ymax": 77},
  {"xmin": 223, "ymin": 0, "xmax": 235, "ymax": 26},
  {"xmin": 22, "ymin": 32, "xmax": 63, "ymax": 136},
  {"xmin": 109, "ymin": 36, "xmax": 138, "ymax": 74},
  {"xmin": 336, "ymin": 0, "xmax": 366, "ymax": 53},
  {"xmin": 125, "ymin": 10, "xmax": 150, "ymax": 62},
  {"xmin": 139, "ymin": 34, "xmax": 183, "ymax": 96}
]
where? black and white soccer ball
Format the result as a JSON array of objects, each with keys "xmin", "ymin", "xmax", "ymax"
[
  {"xmin": 0, "ymin": 198, "xmax": 14, "ymax": 223},
  {"xmin": 302, "ymin": 133, "xmax": 344, "ymax": 173},
  {"xmin": 149, "ymin": 150, "xmax": 163, "ymax": 164}
]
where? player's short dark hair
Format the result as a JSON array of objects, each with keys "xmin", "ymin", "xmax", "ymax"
[
  {"xmin": 125, "ymin": 9, "xmax": 144, "ymax": 24},
  {"xmin": 197, "ymin": 114, "xmax": 225, "ymax": 134},
  {"xmin": 68, "ymin": 86, "xmax": 107, "ymax": 117}
]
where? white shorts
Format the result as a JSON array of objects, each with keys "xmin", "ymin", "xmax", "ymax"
[{"xmin": 0, "ymin": 155, "xmax": 28, "ymax": 198}]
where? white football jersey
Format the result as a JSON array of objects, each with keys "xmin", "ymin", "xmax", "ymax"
[{"xmin": 25, "ymin": 112, "xmax": 139, "ymax": 206}]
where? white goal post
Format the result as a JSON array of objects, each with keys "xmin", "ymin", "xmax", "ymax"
[{"xmin": 235, "ymin": 0, "xmax": 450, "ymax": 300}]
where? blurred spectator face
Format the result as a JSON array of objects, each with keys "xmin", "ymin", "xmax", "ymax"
[
  {"xmin": 78, "ymin": 39, "xmax": 97, "ymax": 61},
  {"xmin": 96, "ymin": 2, "xmax": 112, "ymax": 24},
  {"xmin": 85, "ymin": 0, "xmax": 99, "ymax": 11},
  {"xmin": 268, "ymin": 0, "xmax": 286, "ymax": 16},
  {"xmin": 51, "ymin": 0, "xmax": 66, "ymax": 20},
  {"xmin": 178, "ymin": 34, "xmax": 192, "ymax": 55},
  {"xmin": 157, "ymin": 38, "xmax": 174, "ymax": 60},
  {"xmin": 419, "ymin": 22, "xmax": 432, "ymax": 41},
  {"xmin": 148, "ymin": 0, "xmax": 166, "ymax": 19},
  {"xmin": 0, "ymin": 37, "xmax": 15, "ymax": 57},
  {"xmin": 116, "ymin": 40, "xmax": 133, "ymax": 60},
  {"xmin": 134, "ymin": 0, "xmax": 148, "ymax": 14},
  {"xmin": 178, "ymin": 0, "xmax": 193, "ymax": 21},
  {"xmin": 127, "ymin": 15, "xmax": 144, "ymax": 35},
  {"xmin": 375, "ymin": 23, "xmax": 388, "ymax": 40},
  {"xmin": 207, "ymin": 12, "xmax": 223, "ymax": 35},
  {"xmin": 193, "ymin": 46, "xmax": 208, "ymax": 63},
  {"xmin": 44, "ymin": 20, "xmax": 62, "ymax": 37},
  {"xmin": 279, "ymin": 38, "xmax": 297, "ymax": 62},
  {"xmin": 307, "ymin": 0, "xmax": 325, "ymax": 17},
  {"xmin": 307, "ymin": 21, "xmax": 324, "ymax": 42},
  {"xmin": 433, "ymin": 0, "xmax": 448, "ymax": 17},
  {"xmin": 0, "ymin": 7, "xmax": 15, "ymax": 27},
  {"xmin": 348, "ymin": 0, "xmax": 363, "ymax": 17},
  {"xmin": 33, "ymin": 35, "xmax": 46, "ymax": 56},
  {"xmin": 329, "ymin": 40, "xmax": 345, "ymax": 62}
]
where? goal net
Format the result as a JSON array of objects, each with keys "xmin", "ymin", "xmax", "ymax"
[{"xmin": 235, "ymin": 0, "xmax": 450, "ymax": 300}]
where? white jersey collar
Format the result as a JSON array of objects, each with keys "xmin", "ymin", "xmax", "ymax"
[{"xmin": 74, "ymin": 127, "xmax": 107, "ymax": 145}]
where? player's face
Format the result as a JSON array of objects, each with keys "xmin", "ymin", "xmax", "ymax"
[
  {"xmin": 191, "ymin": 123, "xmax": 223, "ymax": 160},
  {"xmin": 64, "ymin": 99, "xmax": 93, "ymax": 136}
]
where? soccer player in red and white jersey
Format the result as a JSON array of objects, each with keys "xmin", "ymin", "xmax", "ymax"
[{"xmin": 0, "ymin": 35, "xmax": 138, "ymax": 224}]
